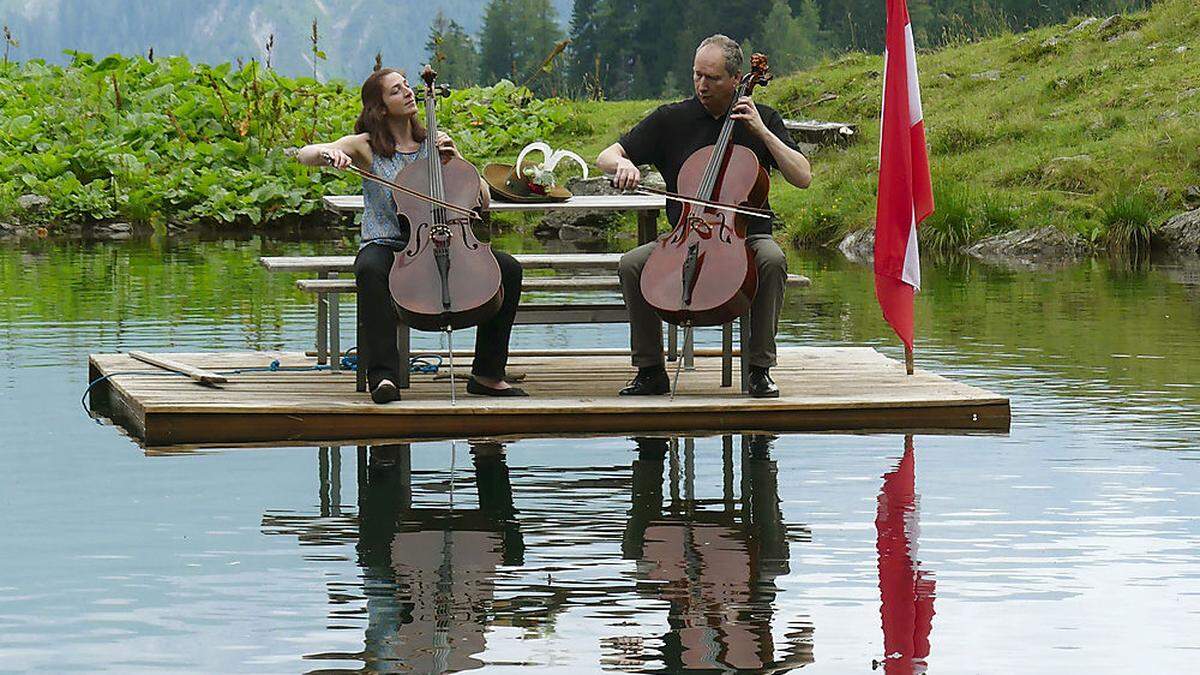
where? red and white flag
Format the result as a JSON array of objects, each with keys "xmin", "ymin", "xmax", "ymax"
[{"xmin": 875, "ymin": 0, "xmax": 934, "ymax": 351}]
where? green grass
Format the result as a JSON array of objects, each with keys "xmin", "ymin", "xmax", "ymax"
[
  {"xmin": 752, "ymin": 0, "xmax": 1199, "ymax": 254},
  {"xmin": 2, "ymin": 0, "xmax": 1195, "ymax": 256}
]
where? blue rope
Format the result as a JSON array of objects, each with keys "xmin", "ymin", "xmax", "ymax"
[
  {"xmin": 80, "ymin": 370, "xmax": 180, "ymax": 422},
  {"xmin": 410, "ymin": 354, "xmax": 443, "ymax": 374}
]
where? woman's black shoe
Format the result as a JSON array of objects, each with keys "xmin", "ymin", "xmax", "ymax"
[
  {"xmin": 371, "ymin": 379, "xmax": 401, "ymax": 404},
  {"xmin": 747, "ymin": 368, "xmax": 780, "ymax": 398},
  {"xmin": 467, "ymin": 378, "xmax": 529, "ymax": 397},
  {"xmin": 619, "ymin": 368, "xmax": 670, "ymax": 396}
]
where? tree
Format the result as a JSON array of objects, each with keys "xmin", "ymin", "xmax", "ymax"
[
  {"xmin": 753, "ymin": 0, "xmax": 824, "ymax": 76},
  {"xmin": 567, "ymin": 0, "xmax": 602, "ymax": 97},
  {"xmin": 425, "ymin": 11, "xmax": 479, "ymax": 87},
  {"xmin": 478, "ymin": 0, "xmax": 566, "ymax": 96}
]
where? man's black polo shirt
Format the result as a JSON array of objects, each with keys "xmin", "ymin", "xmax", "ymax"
[{"xmin": 618, "ymin": 96, "xmax": 800, "ymax": 236}]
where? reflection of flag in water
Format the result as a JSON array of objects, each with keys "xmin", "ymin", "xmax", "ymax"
[
  {"xmin": 876, "ymin": 0, "xmax": 934, "ymax": 351},
  {"xmin": 876, "ymin": 436, "xmax": 935, "ymax": 674}
]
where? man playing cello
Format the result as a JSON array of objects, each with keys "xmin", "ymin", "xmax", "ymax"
[{"xmin": 597, "ymin": 35, "xmax": 812, "ymax": 398}]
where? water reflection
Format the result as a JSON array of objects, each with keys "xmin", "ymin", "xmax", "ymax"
[
  {"xmin": 261, "ymin": 436, "xmax": 825, "ymax": 672},
  {"xmin": 356, "ymin": 441, "xmax": 523, "ymax": 672},
  {"xmin": 621, "ymin": 436, "xmax": 813, "ymax": 671},
  {"xmin": 875, "ymin": 436, "xmax": 936, "ymax": 675}
]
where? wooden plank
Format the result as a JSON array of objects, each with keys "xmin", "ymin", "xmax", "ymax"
[
  {"xmin": 86, "ymin": 348, "xmax": 1011, "ymax": 447},
  {"xmin": 324, "ymin": 194, "xmax": 665, "ymax": 214},
  {"xmin": 143, "ymin": 403, "xmax": 1008, "ymax": 447},
  {"xmin": 261, "ymin": 253, "xmax": 625, "ymax": 274},
  {"xmin": 295, "ymin": 274, "xmax": 810, "ymax": 294},
  {"xmin": 128, "ymin": 351, "xmax": 228, "ymax": 385}
]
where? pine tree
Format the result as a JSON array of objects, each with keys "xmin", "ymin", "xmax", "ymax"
[
  {"xmin": 753, "ymin": 0, "xmax": 823, "ymax": 76},
  {"xmin": 425, "ymin": 11, "xmax": 479, "ymax": 87},
  {"xmin": 567, "ymin": 0, "xmax": 602, "ymax": 97},
  {"xmin": 478, "ymin": 0, "xmax": 566, "ymax": 96}
]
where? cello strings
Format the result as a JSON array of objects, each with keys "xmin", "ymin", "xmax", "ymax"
[{"xmin": 344, "ymin": 165, "xmax": 480, "ymax": 220}]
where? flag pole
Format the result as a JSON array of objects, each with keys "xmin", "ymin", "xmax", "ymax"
[{"xmin": 905, "ymin": 346, "xmax": 914, "ymax": 375}]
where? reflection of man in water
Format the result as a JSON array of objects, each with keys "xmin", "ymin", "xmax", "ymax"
[
  {"xmin": 876, "ymin": 436, "xmax": 935, "ymax": 675},
  {"xmin": 621, "ymin": 436, "xmax": 813, "ymax": 671},
  {"xmin": 357, "ymin": 442, "xmax": 522, "ymax": 673}
]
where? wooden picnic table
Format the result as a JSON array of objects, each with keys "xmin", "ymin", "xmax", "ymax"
[{"xmin": 323, "ymin": 193, "xmax": 667, "ymax": 245}]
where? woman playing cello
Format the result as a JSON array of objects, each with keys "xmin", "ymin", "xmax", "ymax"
[{"xmin": 295, "ymin": 68, "xmax": 526, "ymax": 403}]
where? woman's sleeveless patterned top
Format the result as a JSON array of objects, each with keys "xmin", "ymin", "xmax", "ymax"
[{"xmin": 359, "ymin": 143, "xmax": 428, "ymax": 249}]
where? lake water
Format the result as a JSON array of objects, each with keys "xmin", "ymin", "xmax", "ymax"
[{"xmin": 1, "ymin": 236, "xmax": 1198, "ymax": 673}]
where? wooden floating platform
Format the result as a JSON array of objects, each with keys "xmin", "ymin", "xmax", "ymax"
[{"xmin": 88, "ymin": 347, "xmax": 1010, "ymax": 448}]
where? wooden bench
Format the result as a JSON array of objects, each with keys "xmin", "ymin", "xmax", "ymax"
[
  {"xmin": 273, "ymin": 193, "xmax": 810, "ymax": 393},
  {"xmin": 263, "ymin": 253, "xmax": 809, "ymax": 393}
]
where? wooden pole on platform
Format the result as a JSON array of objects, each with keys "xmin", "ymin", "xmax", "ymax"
[
  {"xmin": 129, "ymin": 351, "xmax": 227, "ymax": 385},
  {"xmin": 905, "ymin": 346, "xmax": 914, "ymax": 375}
]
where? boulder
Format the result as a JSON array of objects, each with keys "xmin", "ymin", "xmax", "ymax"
[
  {"xmin": 1067, "ymin": 17, "xmax": 1099, "ymax": 35},
  {"xmin": 964, "ymin": 226, "xmax": 1090, "ymax": 267},
  {"xmin": 1157, "ymin": 208, "xmax": 1200, "ymax": 256},
  {"xmin": 17, "ymin": 194, "xmax": 50, "ymax": 212},
  {"xmin": 970, "ymin": 70, "xmax": 1001, "ymax": 81},
  {"xmin": 1184, "ymin": 185, "xmax": 1200, "ymax": 207},
  {"xmin": 837, "ymin": 227, "xmax": 875, "ymax": 264}
]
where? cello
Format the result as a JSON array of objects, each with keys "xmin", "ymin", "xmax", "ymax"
[
  {"xmin": 639, "ymin": 54, "xmax": 774, "ymax": 330},
  {"xmin": 387, "ymin": 65, "xmax": 504, "ymax": 333}
]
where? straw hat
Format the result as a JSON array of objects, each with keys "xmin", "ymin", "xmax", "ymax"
[{"xmin": 482, "ymin": 142, "xmax": 588, "ymax": 203}]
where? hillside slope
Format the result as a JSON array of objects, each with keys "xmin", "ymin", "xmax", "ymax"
[{"xmin": 755, "ymin": 0, "xmax": 1198, "ymax": 253}]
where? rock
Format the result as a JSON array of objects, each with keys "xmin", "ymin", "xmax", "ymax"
[
  {"xmin": 964, "ymin": 226, "xmax": 1090, "ymax": 268},
  {"xmin": 1177, "ymin": 88, "xmax": 1199, "ymax": 101},
  {"xmin": 1176, "ymin": 46, "xmax": 1189, "ymax": 54},
  {"xmin": 1098, "ymin": 15, "xmax": 1145, "ymax": 42},
  {"xmin": 17, "ymin": 194, "xmax": 50, "ymax": 212},
  {"xmin": 970, "ymin": 69, "xmax": 1001, "ymax": 81},
  {"xmin": 1185, "ymin": 186, "xmax": 1200, "ymax": 207},
  {"xmin": 1157, "ymin": 208, "xmax": 1200, "ymax": 256},
  {"xmin": 1041, "ymin": 37, "xmax": 1060, "ymax": 49},
  {"xmin": 1068, "ymin": 17, "xmax": 1098, "ymax": 34},
  {"xmin": 1155, "ymin": 186, "xmax": 1172, "ymax": 202},
  {"xmin": 837, "ymin": 227, "xmax": 875, "ymax": 264},
  {"xmin": 566, "ymin": 176, "xmax": 622, "ymax": 197},
  {"xmin": 939, "ymin": 72, "xmax": 953, "ymax": 80},
  {"xmin": 782, "ymin": 119, "xmax": 858, "ymax": 148},
  {"xmin": 531, "ymin": 175, "xmax": 625, "ymax": 240},
  {"xmin": 557, "ymin": 223, "xmax": 606, "ymax": 243}
]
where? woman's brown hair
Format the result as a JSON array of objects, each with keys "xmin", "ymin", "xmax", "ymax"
[{"xmin": 354, "ymin": 67, "xmax": 427, "ymax": 159}]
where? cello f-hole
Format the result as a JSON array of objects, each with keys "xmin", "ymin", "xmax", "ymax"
[{"xmin": 406, "ymin": 223, "xmax": 430, "ymax": 257}]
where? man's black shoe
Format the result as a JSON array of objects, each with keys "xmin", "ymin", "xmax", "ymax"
[
  {"xmin": 747, "ymin": 368, "xmax": 780, "ymax": 398},
  {"xmin": 619, "ymin": 368, "xmax": 670, "ymax": 396},
  {"xmin": 371, "ymin": 379, "xmax": 401, "ymax": 404}
]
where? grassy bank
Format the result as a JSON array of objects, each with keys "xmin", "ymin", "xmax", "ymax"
[
  {"xmin": 2, "ymin": 0, "xmax": 1196, "ymax": 254},
  {"xmin": 760, "ymin": 0, "xmax": 1199, "ymax": 253}
]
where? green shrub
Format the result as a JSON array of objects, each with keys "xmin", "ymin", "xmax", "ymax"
[
  {"xmin": 0, "ymin": 55, "xmax": 572, "ymax": 227},
  {"xmin": 1099, "ymin": 189, "xmax": 1159, "ymax": 255},
  {"xmin": 921, "ymin": 180, "xmax": 977, "ymax": 254}
]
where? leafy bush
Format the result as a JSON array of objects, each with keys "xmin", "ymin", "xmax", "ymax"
[{"xmin": 0, "ymin": 54, "xmax": 572, "ymax": 227}]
